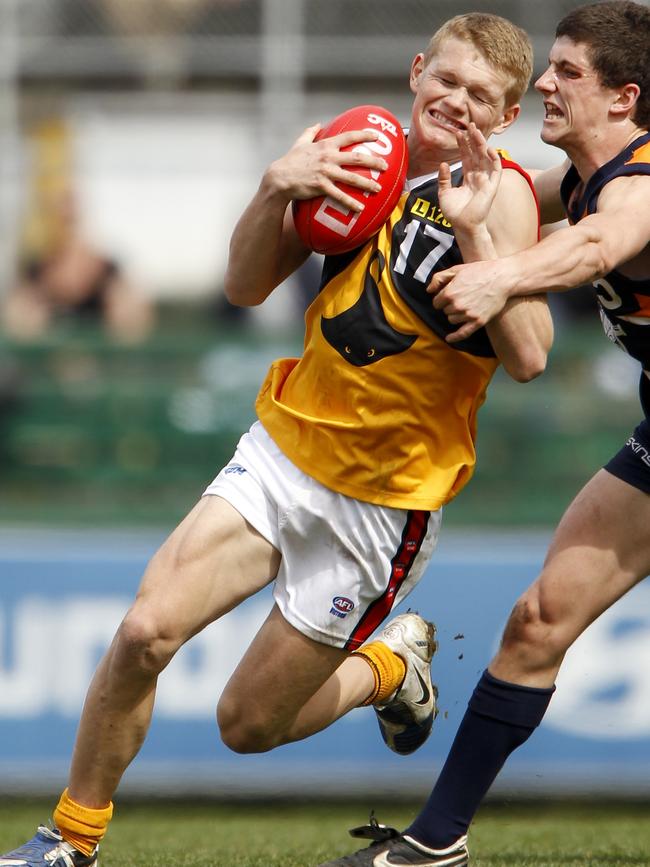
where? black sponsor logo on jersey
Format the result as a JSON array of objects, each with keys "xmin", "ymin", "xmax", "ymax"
[{"xmin": 320, "ymin": 250, "xmax": 417, "ymax": 366}]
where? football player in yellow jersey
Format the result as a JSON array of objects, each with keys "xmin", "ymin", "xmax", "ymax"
[
  {"xmin": 0, "ymin": 13, "xmax": 553, "ymax": 867},
  {"xmin": 316, "ymin": 2, "xmax": 650, "ymax": 866}
]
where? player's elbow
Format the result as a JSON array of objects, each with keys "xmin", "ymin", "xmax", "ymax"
[
  {"xmin": 503, "ymin": 347, "xmax": 548, "ymax": 383},
  {"xmin": 222, "ymin": 276, "xmax": 241, "ymax": 306},
  {"xmin": 519, "ymin": 349, "xmax": 548, "ymax": 382},
  {"xmin": 223, "ymin": 287, "xmax": 245, "ymax": 308},
  {"xmin": 223, "ymin": 274, "xmax": 263, "ymax": 307}
]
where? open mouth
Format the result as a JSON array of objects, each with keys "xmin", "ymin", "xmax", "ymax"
[
  {"xmin": 544, "ymin": 102, "xmax": 564, "ymax": 120},
  {"xmin": 428, "ymin": 110, "xmax": 466, "ymax": 132}
]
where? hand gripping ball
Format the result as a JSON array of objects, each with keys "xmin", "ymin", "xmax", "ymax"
[{"xmin": 293, "ymin": 104, "xmax": 408, "ymax": 255}]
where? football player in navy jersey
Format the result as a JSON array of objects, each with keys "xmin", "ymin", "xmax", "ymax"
[
  {"xmin": 316, "ymin": 2, "xmax": 650, "ymax": 866},
  {"xmin": 0, "ymin": 14, "xmax": 553, "ymax": 867}
]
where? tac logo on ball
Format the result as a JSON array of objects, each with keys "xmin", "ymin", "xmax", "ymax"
[
  {"xmin": 293, "ymin": 104, "xmax": 408, "ymax": 256},
  {"xmin": 330, "ymin": 596, "xmax": 355, "ymax": 619}
]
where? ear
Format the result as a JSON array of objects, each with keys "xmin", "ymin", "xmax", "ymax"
[
  {"xmin": 410, "ymin": 53, "xmax": 425, "ymax": 94},
  {"xmin": 491, "ymin": 103, "xmax": 521, "ymax": 136},
  {"xmin": 610, "ymin": 82, "xmax": 641, "ymax": 119}
]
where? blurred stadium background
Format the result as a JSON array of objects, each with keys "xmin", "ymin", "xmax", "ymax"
[{"xmin": 0, "ymin": 0, "xmax": 648, "ymax": 801}]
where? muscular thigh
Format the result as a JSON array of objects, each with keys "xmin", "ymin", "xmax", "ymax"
[
  {"xmin": 133, "ymin": 495, "xmax": 280, "ymax": 642},
  {"xmin": 534, "ymin": 469, "xmax": 650, "ymax": 640}
]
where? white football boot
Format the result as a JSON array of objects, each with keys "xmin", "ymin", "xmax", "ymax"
[{"xmin": 374, "ymin": 612, "xmax": 438, "ymax": 754}]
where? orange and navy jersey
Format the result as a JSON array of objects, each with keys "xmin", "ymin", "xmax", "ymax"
[
  {"xmin": 561, "ymin": 132, "xmax": 650, "ymax": 416},
  {"xmin": 256, "ymin": 158, "xmax": 537, "ymax": 510}
]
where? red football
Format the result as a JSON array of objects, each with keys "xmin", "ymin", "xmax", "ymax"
[{"xmin": 292, "ymin": 104, "xmax": 408, "ymax": 255}]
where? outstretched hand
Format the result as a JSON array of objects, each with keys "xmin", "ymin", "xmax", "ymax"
[
  {"xmin": 429, "ymin": 122, "xmax": 507, "ymax": 342},
  {"xmin": 437, "ymin": 122, "xmax": 502, "ymax": 232}
]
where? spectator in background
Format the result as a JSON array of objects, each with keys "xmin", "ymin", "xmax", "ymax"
[
  {"xmin": 100, "ymin": 0, "xmax": 211, "ymax": 37},
  {"xmin": 97, "ymin": 0, "xmax": 243, "ymax": 85},
  {"xmin": 2, "ymin": 188, "xmax": 155, "ymax": 345}
]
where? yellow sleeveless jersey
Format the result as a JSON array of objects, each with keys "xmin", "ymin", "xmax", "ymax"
[{"xmin": 257, "ymin": 160, "xmax": 534, "ymax": 510}]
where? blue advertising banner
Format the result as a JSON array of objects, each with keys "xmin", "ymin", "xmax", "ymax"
[{"xmin": 1, "ymin": 527, "xmax": 649, "ymax": 797}]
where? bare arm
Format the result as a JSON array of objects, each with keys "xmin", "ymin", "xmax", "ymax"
[
  {"xmin": 439, "ymin": 127, "xmax": 552, "ymax": 381},
  {"xmin": 224, "ymin": 173, "xmax": 307, "ymax": 308},
  {"xmin": 429, "ymin": 173, "xmax": 650, "ymax": 342},
  {"xmin": 224, "ymin": 125, "xmax": 387, "ymax": 307},
  {"xmin": 527, "ymin": 159, "xmax": 569, "ymax": 224},
  {"xmin": 482, "ymin": 172, "xmax": 553, "ymax": 382}
]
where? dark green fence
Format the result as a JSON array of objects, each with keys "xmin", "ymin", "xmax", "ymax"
[{"xmin": 0, "ymin": 317, "xmax": 640, "ymax": 528}]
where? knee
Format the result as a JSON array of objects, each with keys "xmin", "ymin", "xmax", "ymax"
[
  {"xmin": 501, "ymin": 595, "xmax": 543, "ymax": 649},
  {"xmin": 500, "ymin": 592, "xmax": 567, "ymax": 662},
  {"xmin": 114, "ymin": 606, "xmax": 180, "ymax": 677},
  {"xmin": 216, "ymin": 694, "xmax": 280, "ymax": 754}
]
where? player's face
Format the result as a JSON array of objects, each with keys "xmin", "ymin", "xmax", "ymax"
[
  {"xmin": 535, "ymin": 37, "xmax": 614, "ymax": 153},
  {"xmin": 408, "ymin": 37, "xmax": 519, "ymax": 173}
]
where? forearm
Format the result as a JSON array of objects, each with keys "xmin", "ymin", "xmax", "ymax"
[
  {"xmin": 454, "ymin": 224, "xmax": 498, "ymax": 265},
  {"xmin": 224, "ymin": 169, "xmax": 307, "ymax": 307},
  {"xmin": 466, "ymin": 169, "xmax": 552, "ymax": 378},
  {"xmin": 530, "ymin": 160, "xmax": 569, "ymax": 224},
  {"xmin": 486, "ymin": 294, "xmax": 553, "ymax": 382},
  {"xmin": 456, "ymin": 225, "xmax": 552, "ymax": 380},
  {"xmin": 498, "ymin": 221, "xmax": 612, "ymax": 301}
]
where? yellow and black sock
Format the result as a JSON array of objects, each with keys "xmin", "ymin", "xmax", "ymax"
[
  {"xmin": 53, "ymin": 788, "xmax": 114, "ymax": 856},
  {"xmin": 352, "ymin": 640, "xmax": 406, "ymax": 706}
]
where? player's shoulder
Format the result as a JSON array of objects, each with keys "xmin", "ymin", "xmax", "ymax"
[
  {"xmin": 494, "ymin": 152, "xmax": 538, "ymax": 210},
  {"xmin": 495, "ymin": 148, "xmax": 537, "ymax": 198},
  {"xmin": 618, "ymin": 134, "xmax": 650, "ymax": 172},
  {"xmin": 498, "ymin": 164, "xmax": 535, "ymax": 193},
  {"xmin": 490, "ymin": 150, "xmax": 540, "ymax": 246},
  {"xmin": 597, "ymin": 169, "xmax": 650, "ymax": 211},
  {"xmin": 598, "ymin": 132, "xmax": 650, "ymax": 189}
]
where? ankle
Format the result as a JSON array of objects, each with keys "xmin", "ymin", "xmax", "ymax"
[
  {"xmin": 53, "ymin": 789, "xmax": 113, "ymax": 855},
  {"xmin": 352, "ymin": 641, "xmax": 406, "ymax": 705}
]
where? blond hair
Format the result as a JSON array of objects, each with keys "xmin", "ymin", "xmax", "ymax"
[{"xmin": 424, "ymin": 13, "xmax": 533, "ymax": 106}]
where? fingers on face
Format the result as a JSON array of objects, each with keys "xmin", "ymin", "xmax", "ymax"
[
  {"xmin": 456, "ymin": 122, "xmax": 499, "ymax": 173},
  {"xmin": 489, "ymin": 147, "xmax": 502, "ymax": 173}
]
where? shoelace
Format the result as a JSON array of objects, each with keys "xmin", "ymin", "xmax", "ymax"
[
  {"xmin": 45, "ymin": 844, "xmax": 73, "ymax": 863},
  {"xmin": 349, "ymin": 812, "xmax": 400, "ymax": 844}
]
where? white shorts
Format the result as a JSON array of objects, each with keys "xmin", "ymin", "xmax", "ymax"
[{"xmin": 203, "ymin": 422, "xmax": 441, "ymax": 649}]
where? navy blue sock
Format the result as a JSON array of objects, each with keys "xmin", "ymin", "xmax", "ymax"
[{"xmin": 406, "ymin": 670, "xmax": 555, "ymax": 849}]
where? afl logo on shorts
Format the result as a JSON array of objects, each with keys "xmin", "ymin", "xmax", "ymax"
[{"xmin": 330, "ymin": 596, "xmax": 355, "ymax": 619}]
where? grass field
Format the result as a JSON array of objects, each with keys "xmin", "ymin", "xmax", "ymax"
[{"xmin": 1, "ymin": 798, "xmax": 649, "ymax": 866}]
